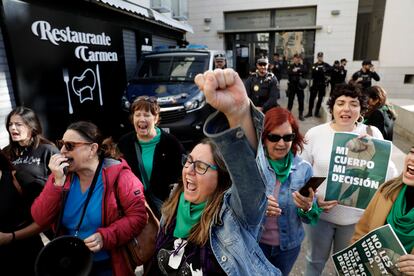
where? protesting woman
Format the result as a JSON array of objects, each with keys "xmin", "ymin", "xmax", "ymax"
[
  {"xmin": 259, "ymin": 107, "xmax": 319, "ymax": 275},
  {"xmin": 352, "ymin": 146, "xmax": 414, "ymax": 274},
  {"xmin": 364, "ymin": 85, "xmax": 397, "ymax": 141},
  {"xmin": 0, "ymin": 150, "xmax": 43, "ymax": 275},
  {"xmin": 31, "ymin": 121, "xmax": 147, "ymax": 276},
  {"xmin": 352, "ymin": 146, "xmax": 414, "ymax": 275},
  {"xmin": 147, "ymin": 69, "xmax": 281, "ymax": 275},
  {"xmin": 4, "ymin": 106, "xmax": 59, "ymax": 204},
  {"xmin": 117, "ymin": 96, "xmax": 184, "ymax": 218},
  {"xmin": 301, "ymin": 83, "xmax": 398, "ymax": 275}
]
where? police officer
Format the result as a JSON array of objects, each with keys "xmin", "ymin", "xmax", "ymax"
[
  {"xmin": 214, "ymin": 53, "xmax": 227, "ymax": 69},
  {"xmin": 269, "ymin": 53, "xmax": 282, "ymax": 82},
  {"xmin": 287, "ymin": 54, "xmax": 307, "ymax": 121},
  {"xmin": 352, "ymin": 59, "xmax": 380, "ymax": 91},
  {"xmin": 330, "ymin": 58, "xmax": 348, "ymax": 94},
  {"xmin": 306, "ymin": 52, "xmax": 331, "ymax": 118},
  {"xmin": 245, "ymin": 56, "xmax": 280, "ymax": 112}
]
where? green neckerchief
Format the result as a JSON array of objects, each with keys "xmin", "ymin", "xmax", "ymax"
[
  {"xmin": 174, "ymin": 192, "xmax": 207, "ymax": 239},
  {"xmin": 386, "ymin": 184, "xmax": 414, "ymax": 253},
  {"xmin": 267, "ymin": 150, "xmax": 293, "ymax": 183},
  {"xmin": 138, "ymin": 127, "xmax": 161, "ymax": 190}
]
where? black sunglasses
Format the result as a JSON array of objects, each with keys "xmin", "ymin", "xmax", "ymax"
[
  {"xmin": 56, "ymin": 140, "xmax": 93, "ymax": 151},
  {"xmin": 258, "ymin": 63, "xmax": 268, "ymax": 67},
  {"xmin": 267, "ymin": 133, "xmax": 296, "ymax": 143}
]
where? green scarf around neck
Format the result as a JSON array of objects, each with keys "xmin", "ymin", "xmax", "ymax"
[
  {"xmin": 386, "ymin": 184, "xmax": 414, "ymax": 253},
  {"xmin": 267, "ymin": 150, "xmax": 294, "ymax": 183},
  {"xmin": 174, "ymin": 192, "xmax": 207, "ymax": 239}
]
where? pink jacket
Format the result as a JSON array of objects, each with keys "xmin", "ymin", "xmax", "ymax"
[{"xmin": 32, "ymin": 158, "xmax": 147, "ymax": 276}]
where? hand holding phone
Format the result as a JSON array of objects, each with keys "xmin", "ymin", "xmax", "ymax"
[{"xmin": 299, "ymin": 177, "xmax": 326, "ymax": 197}]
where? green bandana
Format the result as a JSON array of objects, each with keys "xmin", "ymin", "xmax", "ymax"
[
  {"xmin": 386, "ymin": 184, "xmax": 414, "ymax": 253},
  {"xmin": 267, "ymin": 151, "xmax": 293, "ymax": 183},
  {"xmin": 174, "ymin": 192, "xmax": 207, "ymax": 238}
]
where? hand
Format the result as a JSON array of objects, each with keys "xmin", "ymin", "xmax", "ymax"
[
  {"xmin": 397, "ymin": 254, "xmax": 414, "ymax": 275},
  {"xmin": 356, "ymin": 77, "xmax": 363, "ymax": 83},
  {"xmin": 266, "ymin": 195, "xmax": 282, "ymax": 217},
  {"xmin": 84, "ymin": 232, "xmax": 104, "ymax": 252},
  {"xmin": 48, "ymin": 153, "xmax": 69, "ymax": 186},
  {"xmin": 194, "ymin": 69, "xmax": 250, "ymax": 127},
  {"xmin": 370, "ymin": 66, "xmax": 375, "ymax": 72},
  {"xmin": 292, "ymin": 189, "xmax": 314, "ymax": 211},
  {"xmin": 0, "ymin": 232, "xmax": 13, "ymax": 245},
  {"xmin": 317, "ymin": 195, "xmax": 338, "ymax": 212}
]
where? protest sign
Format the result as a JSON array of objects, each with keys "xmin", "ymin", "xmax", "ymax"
[
  {"xmin": 325, "ymin": 132, "xmax": 392, "ymax": 209},
  {"xmin": 332, "ymin": 224, "xmax": 406, "ymax": 276}
]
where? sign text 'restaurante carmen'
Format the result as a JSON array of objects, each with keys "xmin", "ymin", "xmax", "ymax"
[{"xmin": 31, "ymin": 20, "xmax": 118, "ymax": 62}]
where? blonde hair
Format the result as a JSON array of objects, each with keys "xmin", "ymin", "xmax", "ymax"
[{"xmin": 161, "ymin": 139, "xmax": 231, "ymax": 246}]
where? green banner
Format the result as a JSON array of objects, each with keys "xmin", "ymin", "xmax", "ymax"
[
  {"xmin": 332, "ymin": 225, "xmax": 407, "ymax": 276},
  {"xmin": 325, "ymin": 132, "xmax": 392, "ymax": 209}
]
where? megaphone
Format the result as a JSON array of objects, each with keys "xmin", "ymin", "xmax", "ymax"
[{"xmin": 35, "ymin": 235, "xmax": 93, "ymax": 276}]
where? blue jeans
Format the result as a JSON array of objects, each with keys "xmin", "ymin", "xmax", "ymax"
[
  {"xmin": 303, "ymin": 220, "xmax": 356, "ymax": 276},
  {"xmin": 259, "ymin": 243, "xmax": 301, "ymax": 276}
]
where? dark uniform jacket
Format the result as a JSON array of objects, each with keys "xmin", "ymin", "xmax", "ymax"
[
  {"xmin": 352, "ymin": 69, "xmax": 380, "ymax": 89},
  {"xmin": 331, "ymin": 65, "xmax": 347, "ymax": 86},
  {"xmin": 311, "ymin": 61, "xmax": 331, "ymax": 86},
  {"xmin": 364, "ymin": 106, "xmax": 395, "ymax": 141},
  {"xmin": 245, "ymin": 71, "xmax": 280, "ymax": 112}
]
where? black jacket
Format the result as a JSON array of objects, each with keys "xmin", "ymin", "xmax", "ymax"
[
  {"xmin": 365, "ymin": 107, "xmax": 395, "ymax": 141},
  {"xmin": 117, "ymin": 130, "xmax": 184, "ymax": 203}
]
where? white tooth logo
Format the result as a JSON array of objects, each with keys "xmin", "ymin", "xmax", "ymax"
[{"xmin": 71, "ymin": 68, "xmax": 96, "ymax": 103}]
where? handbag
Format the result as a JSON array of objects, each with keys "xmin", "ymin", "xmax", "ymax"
[{"xmin": 113, "ymin": 178, "xmax": 160, "ymax": 271}]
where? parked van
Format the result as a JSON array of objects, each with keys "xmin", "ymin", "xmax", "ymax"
[{"xmin": 121, "ymin": 47, "xmax": 222, "ymax": 148}]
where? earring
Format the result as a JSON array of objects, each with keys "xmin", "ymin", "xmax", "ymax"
[{"xmin": 357, "ymin": 115, "xmax": 364, "ymax": 123}]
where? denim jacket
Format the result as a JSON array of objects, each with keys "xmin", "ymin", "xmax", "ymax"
[
  {"xmin": 262, "ymin": 155, "xmax": 313, "ymax": 251},
  {"xmin": 203, "ymin": 106, "xmax": 281, "ymax": 276}
]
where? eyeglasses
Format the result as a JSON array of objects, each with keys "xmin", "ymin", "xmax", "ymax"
[
  {"xmin": 266, "ymin": 133, "xmax": 296, "ymax": 143},
  {"xmin": 56, "ymin": 140, "xmax": 93, "ymax": 151},
  {"xmin": 258, "ymin": 63, "xmax": 268, "ymax": 67},
  {"xmin": 135, "ymin": 96, "xmax": 157, "ymax": 103},
  {"xmin": 181, "ymin": 154, "xmax": 217, "ymax": 175}
]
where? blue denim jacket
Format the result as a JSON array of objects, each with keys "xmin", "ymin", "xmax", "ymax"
[
  {"xmin": 203, "ymin": 107, "xmax": 281, "ymax": 276},
  {"xmin": 262, "ymin": 155, "xmax": 313, "ymax": 251}
]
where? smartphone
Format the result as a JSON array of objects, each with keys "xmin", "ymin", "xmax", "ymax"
[{"xmin": 299, "ymin": 177, "xmax": 326, "ymax": 197}]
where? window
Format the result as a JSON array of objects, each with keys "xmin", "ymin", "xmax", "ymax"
[{"xmin": 353, "ymin": 0, "xmax": 386, "ymax": 60}]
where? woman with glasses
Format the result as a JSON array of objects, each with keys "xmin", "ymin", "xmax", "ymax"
[
  {"xmin": 117, "ymin": 95, "xmax": 184, "ymax": 218},
  {"xmin": 259, "ymin": 107, "xmax": 318, "ymax": 275},
  {"xmin": 147, "ymin": 68, "xmax": 281, "ymax": 275},
  {"xmin": 31, "ymin": 121, "xmax": 147, "ymax": 276},
  {"xmin": 301, "ymin": 84, "xmax": 398, "ymax": 276}
]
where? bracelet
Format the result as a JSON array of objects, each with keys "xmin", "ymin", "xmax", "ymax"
[
  {"xmin": 11, "ymin": 232, "xmax": 16, "ymax": 242},
  {"xmin": 300, "ymin": 205, "xmax": 313, "ymax": 213}
]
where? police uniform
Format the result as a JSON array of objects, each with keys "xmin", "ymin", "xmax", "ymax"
[
  {"xmin": 245, "ymin": 71, "xmax": 279, "ymax": 112},
  {"xmin": 352, "ymin": 69, "xmax": 380, "ymax": 90},
  {"xmin": 287, "ymin": 62, "xmax": 307, "ymax": 119},
  {"xmin": 307, "ymin": 60, "xmax": 331, "ymax": 117},
  {"xmin": 330, "ymin": 64, "xmax": 347, "ymax": 94}
]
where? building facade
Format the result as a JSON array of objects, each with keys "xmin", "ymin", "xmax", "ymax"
[
  {"xmin": 187, "ymin": 0, "xmax": 414, "ymax": 98},
  {"xmin": 0, "ymin": 0, "xmax": 191, "ymax": 147}
]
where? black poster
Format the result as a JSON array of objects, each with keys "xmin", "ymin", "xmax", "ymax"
[{"xmin": 2, "ymin": 0, "xmax": 127, "ymax": 141}]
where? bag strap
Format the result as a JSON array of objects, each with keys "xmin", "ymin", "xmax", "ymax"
[
  {"xmin": 134, "ymin": 141, "xmax": 150, "ymax": 187},
  {"xmin": 11, "ymin": 171, "xmax": 22, "ymax": 195}
]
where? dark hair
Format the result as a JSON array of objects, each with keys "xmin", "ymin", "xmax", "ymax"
[
  {"xmin": 340, "ymin": 58, "xmax": 347, "ymax": 63},
  {"xmin": 263, "ymin": 107, "xmax": 305, "ymax": 155},
  {"xmin": 5, "ymin": 106, "xmax": 53, "ymax": 159},
  {"xmin": 365, "ymin": 86, "xmax": 397, "ymax": 120},
  {"xmin": 66, "ymin": 121, "xmax": 120, "ymax": 159},
  {"xmin": 129, "ymin": 96, "xmax": 160, "ymax": 124},
  {"xmin": 162, "ymin": 138, "xmax": 231, "ymax": 246},
  {"xmin": 326, "ymin": 83, "xmax": 368, "ymax": 118}
]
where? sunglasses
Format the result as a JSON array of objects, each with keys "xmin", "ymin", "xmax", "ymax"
[
  {"xmin": 135, "ymin": 96, "xmax": 157, "ymax": 103},
  {"xmin": 258, "ymin": 63, "xmax": 268, "ymax": 67},
  {"xmin": 181, "ymin": 154, "xmax": 217, "ymax": 175},
  {"xmin": 56, "ymin": 140, "xmax": 93, "ymax": 151},
  {"xmin": 266, "ymin": 133, "xmax": 296, "ymax": 143}
]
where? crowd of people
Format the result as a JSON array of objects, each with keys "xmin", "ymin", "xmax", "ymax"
[{"xmin": 0, "ymin": 61, "xmax": 412, "ymax": 276}]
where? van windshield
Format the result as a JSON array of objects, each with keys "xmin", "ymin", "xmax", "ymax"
[{"xmin": 136, "ymin": 53, "xmax": 209, "ymax": 82}]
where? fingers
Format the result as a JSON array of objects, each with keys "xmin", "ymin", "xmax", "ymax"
[
  {"xmin": 84, "ymin": 233, "xmax": 104, "ymax": 252},
  {"xmin": 214, "ymin": 69, "xmax": 226, "ymax": 89},
  {"xmin": 194, "ymin": 73, "xmax": 205, "ymax": 90},
  {"xmin": 292, "ymin": 191, "xmax": 313, "ymax": 210},
  {"xmin": 194, "ymin": 69, "xmax": 237, "ymax": 92},
  {"xmin": 397, "ymin": 254, "xmax": 414, "ymax": 274},
  {"xmin": 266, "ymin": 195, "xmax": 282, "ymax": 216}
]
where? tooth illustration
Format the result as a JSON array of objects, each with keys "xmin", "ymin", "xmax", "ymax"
[{"xmin": 71, "ymin": 68, "xmax": 96, "ymax": 103}]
